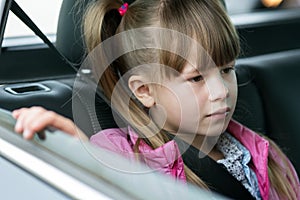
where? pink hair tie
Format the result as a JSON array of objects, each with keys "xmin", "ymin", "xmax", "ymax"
[{"xmin": 118, "ymin": 3, "xmax": 128, "ymax": 16}]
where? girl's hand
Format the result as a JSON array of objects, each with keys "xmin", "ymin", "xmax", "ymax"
[{"xmin": 12, "ymin": 106, "xmax": 88, "ymax": 141}]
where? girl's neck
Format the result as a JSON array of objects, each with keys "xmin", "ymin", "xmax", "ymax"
[
  {"xmin": 173, "ymin": 132, "xmax": 225, "ymax": 161},
  {"xmin": 192, "ymin": 134, "xmax": 224, "ymax": 161},
  {"xmin": 207, "ymin": 146, "xmax": 225, "ymax": 161}
]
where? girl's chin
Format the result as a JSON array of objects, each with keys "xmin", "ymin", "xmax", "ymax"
[
  {"xmin": 198, "ymin": 120, "xmax": 230, "ymax": 136},
  {"xmin": 162, "ymin": 118, "xmax": 230, "ymax": 137}
]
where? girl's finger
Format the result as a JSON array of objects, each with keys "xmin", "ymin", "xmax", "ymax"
[
  {"xmin": 14, "ymin": 108, "xmax": 29, "ymax": 133},
  {"xmin": 22, "ymin": 129, "xmax": 34, "ymax": 140},
  {"xmin": 21, "ymin": 107, "xmax": 49, "ymax": 132},
  {"xmin": 12, "ymin": 107, "xmax": 28, "ymax": 119}
]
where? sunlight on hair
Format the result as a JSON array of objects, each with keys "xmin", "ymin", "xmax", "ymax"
[{"xmin": 261, "ymin": 0, "xmax": 283, "ymax": 7}]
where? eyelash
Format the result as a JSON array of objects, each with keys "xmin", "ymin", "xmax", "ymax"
[
  {"xmin": 188, "ymin": 75, "xmax": 204, "ymax": 83},
  {"xmin": 187, "ymin": 66, "xmax": 235, "ymax": 83},
  {"xmin": 221, "ymin": 66, "xmax": 235, "ymax": 74}
]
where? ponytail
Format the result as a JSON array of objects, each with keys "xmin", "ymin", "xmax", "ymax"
[
  {"xmin": 83, "ymin": 0, "xmax": 123, "ymax": 52},
  {"xmin": 82, "ymin": 0, "xmax": 169, "ymax": 149},
  {"xmin": 267, "ymin": 138, "xmax": 299, "ymax": 199}
]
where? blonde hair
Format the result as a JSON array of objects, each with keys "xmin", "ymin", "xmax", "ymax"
[
  {"xmin": 82, "ymin": 0, "xmax": 298, "ymax": 198},
  {"xmin": 266, "ymin": 137, "xmax": 298, "ymax": 199}
]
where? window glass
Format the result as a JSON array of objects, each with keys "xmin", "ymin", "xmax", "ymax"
[
  {"xmin": 3, "ymin": 0, "xmax": 62, "ymax": 46},
  {"xmin": 225, "ymin": 0, "xmax": 300, "ymax": 15}
]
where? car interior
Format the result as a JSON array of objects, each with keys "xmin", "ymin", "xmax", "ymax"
[
  {"xmin": 1, "ymin": 107, "xmax": 220, "ymax": 200},
  {"xmin": 0, "ymin": 0, "xmax": 300, "ymax": 197}
]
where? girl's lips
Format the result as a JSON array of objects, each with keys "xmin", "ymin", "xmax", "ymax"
[{"xmin": 206, "ymin": 107, "xmax": 231, "ymax": 119}]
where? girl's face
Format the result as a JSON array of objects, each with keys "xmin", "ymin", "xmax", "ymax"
[{"xmin": 150, "ymin": 60, "xmax": 237, "ymax": 138}]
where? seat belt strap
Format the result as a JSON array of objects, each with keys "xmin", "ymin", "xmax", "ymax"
[
  {"xmin": 9, "ymin": 1, "xmax": 130, "ymax": 129},
  {"xmin": 10, "ymin": 0, "xmax": 77, "ymax": 71}
]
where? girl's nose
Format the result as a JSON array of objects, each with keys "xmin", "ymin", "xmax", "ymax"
[{"xmin": 206, "ymin": 75, "xmax": 229, "ymax": 102}]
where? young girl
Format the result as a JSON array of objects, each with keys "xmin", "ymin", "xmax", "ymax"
[{"xmin": 12, "ymin": 0, "xmax": 300, "ymax": 199}]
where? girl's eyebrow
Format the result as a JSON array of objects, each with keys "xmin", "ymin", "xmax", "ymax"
[
  {"xmin": 226, "ymin": 61, "xmax": 236, "ymax": 66},
  {"xmin": 182, "ymin": 67, "xmax": 200, "ymax": 75}
]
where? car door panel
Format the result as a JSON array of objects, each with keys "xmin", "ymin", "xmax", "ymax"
[{"xmin": 0, "ymin": 79, "xmax": 74, "ymax": 119}]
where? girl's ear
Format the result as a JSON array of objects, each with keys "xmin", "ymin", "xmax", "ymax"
[{"xmin": 128, "ymin": 75, "xmax": 155, "ymax": 108}]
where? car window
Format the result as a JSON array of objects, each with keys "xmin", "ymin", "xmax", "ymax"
[
  {"xmin": 0, "ymin": 156, "xmax": 70, "ymax": 200},
  {"xmin": 225, "ymin": 0, "xmax": 300, "ymax": 15},
  {"xmin": 2, "ymin": 0, "xmax": 62, "ymax": 47}
]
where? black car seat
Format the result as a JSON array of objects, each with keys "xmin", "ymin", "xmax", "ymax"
[{"xmin": 233, "ymin": 49, "xmax": 300, "ymax": 174}]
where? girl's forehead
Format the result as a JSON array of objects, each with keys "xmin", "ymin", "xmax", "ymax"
[{"xmin": 180, "ymin": 42, "xmax": 215, "ymax": 72}]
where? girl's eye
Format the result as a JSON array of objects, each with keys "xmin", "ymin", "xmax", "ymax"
[
  {"xmin": 188, "ymin": 75, "xmax": 204, "ymax": 83},
  {"xmin": 221, "ymin": 66, "xmax": 235, "ymax": 74}
]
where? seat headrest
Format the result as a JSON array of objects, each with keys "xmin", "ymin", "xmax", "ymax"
[{"xmin": 56, "ymin": 0, "xmax": 86, "ymax": 65}]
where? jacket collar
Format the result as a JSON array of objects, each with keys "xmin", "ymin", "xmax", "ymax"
[
  {"xmin": 227, "ymin": 120, "xmax": 270, "ymax": 200},
  {"xmin": 127, "ymin": 120, "xmax": 270, "ymax": 199},
  {"xmin": 127, "ymin": 126, "xmax": 186, "ymax": 180}
]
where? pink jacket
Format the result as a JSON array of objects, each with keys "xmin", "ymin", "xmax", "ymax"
[{"xmin": 90, "ymin": 120, "xmax": 300, "ymax": 200}]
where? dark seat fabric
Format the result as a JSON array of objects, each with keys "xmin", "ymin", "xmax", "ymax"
[
  {"xmin": 56, "ymin": 0, "xmax": 86, "ymax": 65},
  {"xmin": 233, "ymin": 49, "xmax": 300, "ymax": 174}
]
